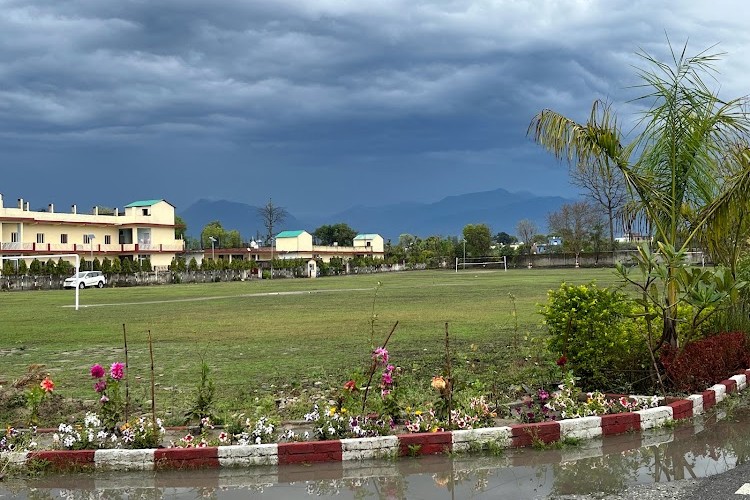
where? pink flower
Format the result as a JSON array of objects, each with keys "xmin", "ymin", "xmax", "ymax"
[
  {"xmin": 100, "ymin": 395, "xmax": 109, "ymax": 404},
  {"xmin": 381, "ymin": 389, "xmax": 391, "ymax": 397},
  {"xmin": 90, "ymin": 364, "xmax": 105, "ymax": 378},
  {"xmin": 94, "ymin": 380, "xmax": 107, "ymax": 393},
  {"xmin": 372, "ymin": 347, "xmax": 389, "ymax": 364},
  {"xmin": 381, "ymin": 372, "xmax": 393, "ymax": 385},
  {"xmin": 343, "ymin": 380, "xmax": 357, "ymax": 392},
  {"xmin": 556, "ymin": 355, "xmax": 567, "ymax": 367},
  {"xmin": 538, "ymin": 389, "xmax": 549, "ymax": 401},
  {"xmin": 110, "ymin": 362, "xmax": 125, "ymax": 380}
]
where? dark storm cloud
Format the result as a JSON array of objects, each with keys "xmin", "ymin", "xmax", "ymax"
[{"xmin": 1, "ymin": 0, "xmax": 749, "ymax": 215}]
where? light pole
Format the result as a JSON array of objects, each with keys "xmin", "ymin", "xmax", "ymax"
[
  {"xmin": 462, "ymin": 239, "xmax": 466, "ymax": 270},
  {"xmin": 208, "ymin": 236, "xmax": 217, "ymax": 262},
  {"xmin": 87, "ymin": 234, "xmax": 95, "ymax": 270},
  {"xmin": 270, "ymin": 237, "xmax": 275, "ymax": 280},
  {"xmin": 208, "ymin": 236, "xmax": 217, "ymax": 281}
]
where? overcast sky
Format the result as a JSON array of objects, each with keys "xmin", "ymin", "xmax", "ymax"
[{"xmin": 1, "ymin": 0, "xmax": 749, "ymax": 217}]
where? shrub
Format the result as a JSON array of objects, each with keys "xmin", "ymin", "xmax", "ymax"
[
  {"xmin": 659, "ymin": 332, "xmax": 750, "ymax": 392},
  {"xmin": 541, "ymin": 282, "xmax": 647, "ymax": 391}
]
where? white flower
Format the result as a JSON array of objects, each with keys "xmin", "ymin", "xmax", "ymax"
[{"xmin": 255, "ymin": 436, "xmax": 261, "ymax": 445}]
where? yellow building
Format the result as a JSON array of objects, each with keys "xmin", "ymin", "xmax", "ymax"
[
  {"xmin": 272, "ymin": 230, "xmax": 385, "ymax": 262},
  {"xmin": 0, "ymin": 195, "xmax": 184, "ymax": 272}
]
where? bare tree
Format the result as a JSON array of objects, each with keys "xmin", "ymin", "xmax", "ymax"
[
  {"xmin": 516, "ymin": 219, "xmax": 537, "ymax": 265},
  {"xmin": 256, "ymin": 198, "xmax": 288, "ymax": 245},
  {"xmin": 570, "ymin": 158, "xmax": 628, "ymax": 251},
  {"xmin": 547, "ymin": 201, "xmax": 604, "ymax": 266}
]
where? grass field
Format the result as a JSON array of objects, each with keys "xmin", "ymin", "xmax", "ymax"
[{"xmin": 0, "ymin": 267, "xmax": 621, "ymax": 424}]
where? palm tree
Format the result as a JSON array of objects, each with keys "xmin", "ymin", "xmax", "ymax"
[{"xmin": 528, "ymin": 42, "xmax": 750, "ymax": 349}]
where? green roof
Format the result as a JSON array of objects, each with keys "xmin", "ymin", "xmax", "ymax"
[
  {"xmin": 354, "ymin": 233, "xmax": 380, "ymax": 239},
  {"xmin": 276, "ymin": 230, "xmax": 306, "ymax": 238},
  {"xmin": 124, "ymin": 199, "xmax": 164, "ymax": 208}
]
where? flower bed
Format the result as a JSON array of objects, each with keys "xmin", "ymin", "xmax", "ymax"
[{"xmin": 3, "ymin": 368, "xmax": 749, "ymax": 472}]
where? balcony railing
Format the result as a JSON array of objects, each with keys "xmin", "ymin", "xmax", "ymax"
[{"xmin": 1, "ymin": 242, "xmax": 185, "ymax": 253}]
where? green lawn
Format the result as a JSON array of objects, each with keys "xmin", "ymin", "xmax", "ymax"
[{"xmin": 0, "ymin": 268, "xmax": 620, "ymax": 424}]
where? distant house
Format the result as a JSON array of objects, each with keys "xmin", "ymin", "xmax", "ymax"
[
  {"xmin": 353, "ymin": 233, "xmax": 384, "ymax": 255},
  {"xmin": 275, "ymin": 230, "xmax": 314, "ymax": 254}
]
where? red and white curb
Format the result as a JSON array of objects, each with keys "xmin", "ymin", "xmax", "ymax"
[{"xmin": 3, "ymin": 371, "xmax": 748, "ymax": 471}]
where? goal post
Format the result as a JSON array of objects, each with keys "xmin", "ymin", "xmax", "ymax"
[
  {"xmin": 455, "ymin": 255, "xmax": 507, "ymax": 272},
  {"xmin": 1, "ymin": 254, "xmax": 82, "ymax": 310}
]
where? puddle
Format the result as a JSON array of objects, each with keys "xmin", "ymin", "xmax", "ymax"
[{"xmin": 2, "ymin": 407, "xmax": 749, "ymax": 498}]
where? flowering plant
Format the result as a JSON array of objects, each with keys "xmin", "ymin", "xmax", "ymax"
[
  {"xmin": 172, "ymin": 417, "xmax": 218, "ymax": 448},
  {"xmin": 53, "ymin": 412, "xmax": 115, "ymax": 450},
  {"xmin": 231, "ymin": 416, "xmax": 277, "ymax": 445},
  {"xmin": 370, "ymin": 347, "xmax": 402, "ymax": 421},
  {"xmin": 304, "ymin": 404, "xmax": 392, "ymax": 440},
  {"xmin": 90, "ymin": 362, "xmax": 125, "ymax": 429},
  {"xmin": 512, "ymin": 372, "xmax": 664, "ymax": 423},
  {"xmin": 119, "ymin": 416, "xmax": 165, "ymax": 449},
  {"xmin": 26, "ymin": 376, "xmax": 55, "ymax": 425},
  {"xmin": 1, "ymin": 426, "xmax": 37, "ymax": 452}
]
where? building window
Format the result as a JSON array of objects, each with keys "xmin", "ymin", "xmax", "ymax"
[
  {"xmin": 104, "ymin": 235, "xmax": 111, "ymax": 245},
  {"xmin": 11, "ymin": 232, "xmax": 19, "ymax": 243},
  {"xmin": 36, "ymin": 233, "xmax": 45, "ymax": 244},
  {"xmin": 83, "ymin": 234, "xmax": 92, "ymax": 244},
  {"xmin": 61, "ymin": 234, "xmax": 68, "ymax": 244},
  {"xmin": 142, "ymin": 208, "xmax": 150, "ymax": 216},
  {"xmin": 366, "ymin": 241, "xmax": 371, "ymax": 247}
]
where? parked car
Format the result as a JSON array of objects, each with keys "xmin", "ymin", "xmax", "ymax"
[{"xmin": 63, "ymin": 271, "xmax": 106, "ymax": 289}]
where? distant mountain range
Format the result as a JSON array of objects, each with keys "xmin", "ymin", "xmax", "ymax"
[{"xmin": 179, "ymin": 188, "xmax": 575, "ymax": 242}]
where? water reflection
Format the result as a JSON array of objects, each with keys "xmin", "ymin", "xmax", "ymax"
[{"xmin": 4, "ymin": 408, "xmax": 750, "ymax": 499}]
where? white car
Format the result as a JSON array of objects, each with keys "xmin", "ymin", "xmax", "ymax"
[{"xmin": 64, "ymin": 271, "xmax": 106, "ymax": 289}]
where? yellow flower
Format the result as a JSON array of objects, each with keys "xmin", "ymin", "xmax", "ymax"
[
  {"xmin": 328, "ymin": 407, "xmax": 336, "ymax": 416},
  {"xmin": 415, "ymin": 410, "xmax": 423, "ymax": 416},
  {"xmin": 341, "ymin": 408, "xmax": 348, "ymax": 414}
]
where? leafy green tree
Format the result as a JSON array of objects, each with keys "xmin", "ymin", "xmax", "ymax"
[
  {"xmin": 120, "ymin": 258, "xmax": 133, "ymax": 274},
  {"xmin": 188, "ymin": 257, "xmax": 198, "ymax": 271},
  {"xmin": 174, "ymin": 215, "xmax": 187, "ymax": 240},
  {"xmin": 2, "ymin": 260, "xmax": 14, "ymax": 275},
  {"xmin": 44, "ymin": 259, "xmax": 56, "ymax": 276},
  {"xmin": 529, "ymin": 43, "xmax": 750, "ymax": 348},
  {"xmin": 79, "ymin": 257, "xmax": 87, "ymax": 273},
  {"xmin": 111, "ymin": 257, "xmax": 122, "ymax": 274},
  {"xmin": 225, "ymin": 230, "xmax": 241, "ymax": 249},
  {"xmin": 59, "ymin": 259, "xmax": 73, "ymax": 276},
  {"xmin": 314, "ymin": 223, "xmax": 358, "ymax": 246},
  {"xmin": 140, "ymin": 258, "xmax": 152, "ymax": 272},
  {"xmin": 494, "ymin": 232, "xmax": 517, "ymax": 246},
  {"xmin": 29, "ymin": 258, "xmax": 42, "ymax": 275},
  {"xmin": 201, "ymin": 221, "xmax": 225, "ymax": 250},
  {"xmin": 93, "ymin": 258, "xmax": 102, "ymax": 271},
  {"xmin": 101, "ymin": 257, "xmax": 112, "ymax": 274},
  {"xmin": 17, "ymin": 260, "xmax": 28, "ymax": 275},
  {"xmin": 463, "ymin": 224, "xmax": 492, "ymax": 257}
]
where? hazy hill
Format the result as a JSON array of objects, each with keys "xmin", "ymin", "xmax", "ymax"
[
  {"xmin": 179, "ymin": 199, "xmax": 303, "ymax": 242},
  {"xmin": 179, "ymin": 188, "xmax": 575, "ymax": 241}
]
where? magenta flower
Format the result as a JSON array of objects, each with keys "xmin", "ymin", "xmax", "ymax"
[
  {"xmin": 381, "ymin": 372, "xmax": 393, "ymax": 385},
  {"xmin": 90, "ymin": 364, "xmax": 105, "ymax": 379},
  {"xmin": 110, "ymin": 362, "xmax": 125, "ymax": 380},
  {"xmin": 100, "ymin": 395, "xmax": 109, "ymax": 404},
  {"xmin": 94, "ymin": 380, "xmax": 107, "ymax": 393},
  {"xmin": 538, "ymin": 389, "xmax": 550, "ymax": 401},
  {"xmin": 372, "ymin": 347, "xmax": 389, "ymax": 364}
]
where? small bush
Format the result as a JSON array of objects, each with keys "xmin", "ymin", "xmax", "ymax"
[
  {"xmin": 541, "ymin": 282, "xmax": 647, "ymax": 391},
  {"xmin": 659, "ymin": 332, "xmax": 750, "ymax": 393}
]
